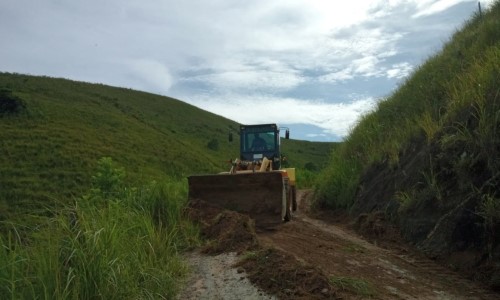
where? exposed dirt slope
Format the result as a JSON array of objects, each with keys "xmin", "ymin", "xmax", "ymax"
[
  {"xmin": 183, "ymin": 190, "xmax": 499, "ymax": 299},
  {"xmin": 350, "ymin": 134, "xmax": 500, "ymax": 289}
]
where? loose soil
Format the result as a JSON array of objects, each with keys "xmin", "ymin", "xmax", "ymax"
[
  {"xmin": 178, "ymin": 252, "xmax": 275, "ymax": 300},
  {"xmin": 180, "ymin": 191, "xmax": 499, "ymax": 299}
]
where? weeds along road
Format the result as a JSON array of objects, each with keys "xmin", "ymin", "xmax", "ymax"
[{"xmin": 181, "ymin": 190, "xmax": 498, "ymax": 299}]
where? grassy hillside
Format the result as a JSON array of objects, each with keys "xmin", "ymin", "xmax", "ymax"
[
  {"xmin": 316, "ymin": 2, "xmax": 499, "ymax": 288},
  {"xmin": 0, "ymin": 73, "xmax": 331, "ymax": 220},
  {"xmin": 0, "ymin": 74, "xmax": 235, "ymax": 217},
  {"xmin": 282, "ymin": 139, "xmax": 337, "ymax": 172},
  {"xmin": 281, "ymin": 139, "xmax": 338, "ymax": 188}
]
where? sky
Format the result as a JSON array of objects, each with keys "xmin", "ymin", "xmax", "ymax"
[{"xmin": 0, "ymin": 0, "xmax": 494, "ymax": 141}]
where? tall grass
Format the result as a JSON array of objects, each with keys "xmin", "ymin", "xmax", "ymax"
[
  {"xmin": 296, "ymin": 169, "xmax": 317, "ymax": 189},
  {"xmin": 0, "ymin": 158, "xmax": 199, "ymax": 299},
  {"xmin": 314, "ymin": 151, "xmax": 361, "ymax": 209}
]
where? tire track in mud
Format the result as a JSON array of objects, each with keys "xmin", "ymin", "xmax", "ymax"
[
  {"xmin": 256, "ymin": 190, "xmax": 498, "ymax": 300},
  {"xmin": 181, "ymin": 190, "xmax": 498, "ymax": 299},
  {"xmin": 390, "ymin": 254, "xmax": 499, "ymax": 300}
]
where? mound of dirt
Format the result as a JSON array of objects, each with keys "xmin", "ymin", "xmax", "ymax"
[
  {"xmin": 187, "ymin": 199, "xmax": 258, "ymax": 254},
  {"xmin": 202, "ymin": 210, "xmax": 258, "ymax": 254},
  {"xmin": 187, "ymin": 198, "xmax": 223, "ymax": 225},
  {"xmin": 187, "ymin": 198, "xmax": 340, "ymax": 299},
  {"xmin": 236, "ymin": 247, "xmax": 339, "ymax": 299}
]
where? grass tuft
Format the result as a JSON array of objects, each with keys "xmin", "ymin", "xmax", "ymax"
[{"xmin": 330, "ymin": 276, "xmax": 376, "ymax": 297}]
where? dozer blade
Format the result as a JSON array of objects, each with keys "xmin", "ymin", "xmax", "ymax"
[{"xmin": 188, "ymin": 171, "xmax": 286, "ymax": 227}]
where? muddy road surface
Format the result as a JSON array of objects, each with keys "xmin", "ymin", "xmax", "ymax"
[{"xmin": 180, "ymin": 190, "xmax": 498, "ymax": 299}]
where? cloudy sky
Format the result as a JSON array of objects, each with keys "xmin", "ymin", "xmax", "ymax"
[{"xmin": 0, "ymin": 0, "xmax": 493, "ymax": 141}]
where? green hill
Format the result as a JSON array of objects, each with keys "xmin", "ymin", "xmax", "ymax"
[
  {"xmin": 0, "ymin": 74, "xmax": 229, "ymax": 219},
  {"xmin": 316, "ymin": 2, "xmax": 500, "ymax": 288},
  {"xmin": 0, "ymin": 72, "xmax": 334, "ymax": 298},
  {"xmin": 282, "ymin": 139, "xmax": 338, "ymax": 172},
  {"xmin": 0, "ymin": 73, "xmax": 332, "ymax": 221}
]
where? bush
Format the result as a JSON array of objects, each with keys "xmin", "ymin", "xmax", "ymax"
[
  {"xmin": 304, "ymin": 162, "xmax": 318, "ymax": 171},
  {"xmin": 0, "ymin": 88, "xmax": 25, "ymax": 115},
  {"xmin": 296, "ymin": 169, "xmax": 317, "ymax": 189},
  {"xmin": 207, "ymin": 138, "xmax": 219, "ymax": 151},
  {"xmin": 90, "ymin": 157, "xmax": 126, "ymax": 199}
]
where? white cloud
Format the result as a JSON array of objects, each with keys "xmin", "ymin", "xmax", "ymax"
[
  {"xmin": 127, "ymin": 59, "xmax": 174, "ymax": 92},
  {"xmin": 306, "ymin": 133, "xmax": 328, "ymax": 138},
  {"xmin": 187, "ymin": 94, "xmax": 377, "ymax": 138},
  {"xmin": 413, "ymin": 0, "xmax": 466, "ymax": 17},
  {"xmin": 0, "ymin": 0, "xmax": 489, "ymax": 140},
  {"xmin": 181, "ymin": 57, "xmax": 305, "ymax": 91},
  {"xmin": 318, "ymin": 68, "xmax": 354, "ymax": 83},
  {"xmin": 319, "ymin": 53, "xmax": 410, "ymax": 83},
  {"xmin": 386, "ymin": 62, "xmax": 414, "ymax": 79},
  {"xmin": 413, "ymin": 0, "xmax": 496, "ymax": 18},
  {"xmin": 311, "ymin": 26, "xmax": 407, "ymax": 83},
  {"xmin": 196, "ymin": 70, "xmax": 304, "ymax": 91},
  {"xmin": 354, "ymin": 56, "xmax": 383, "ymax": 77}
]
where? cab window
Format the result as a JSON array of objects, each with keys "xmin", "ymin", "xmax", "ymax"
[{"xmin": 244, "ymin": 131, "xmax": 275, "ymax": 151}]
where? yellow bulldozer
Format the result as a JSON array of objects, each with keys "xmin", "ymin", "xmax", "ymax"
[{"xmin": 188, "ymin": 123, "xmax": 297, "ymax": 227}]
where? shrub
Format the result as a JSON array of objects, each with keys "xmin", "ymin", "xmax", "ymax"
[
  {"xmin": 0, "ymin": 88, "xmax": 25, "ymax": 115},
  {"xmin": 207, "ymin": 138, "xmax": 219, "ymax": 151},
  {"xmin": 90, "ymin": 157, "xmax": 126, "ymax": 199}
]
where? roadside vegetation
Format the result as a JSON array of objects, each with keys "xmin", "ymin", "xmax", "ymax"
[
  {"xmin": 316, "ymin": 1, "xmax": 500, "ymax": 288},
  {"xmin": 1, "ymin": 158, "xmax": 199, "ymax": 299},
  {"xmin": 282, "ymin": 139, "xmax": 338, "ymax": 189},
  {"xmin": 330, "ymin": 276, "xmax": 376, "ymax": 298}
]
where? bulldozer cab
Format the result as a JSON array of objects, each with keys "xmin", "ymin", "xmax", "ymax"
[{"xmin": 240, "ymin": 124, "xmax": 281, "ymax": 170}]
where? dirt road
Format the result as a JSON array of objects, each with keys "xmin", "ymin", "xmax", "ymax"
[
  {"xmin": 178, "ymin": 252, "xmax": 276, "ymax": 300},
  {"xmin": 181, "ymin": 190, "xmax": 498, "ymax": 299}
]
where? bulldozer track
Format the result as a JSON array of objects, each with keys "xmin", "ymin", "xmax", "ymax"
[
  {"xmin": 255, "ymin": 190, "xmax": 499, "ymax": 299},
  {"xmin": 392, "ymin": 254, "xmax": 498, "ymax": 299},
  {"xmin": 183, "ymin": 189, "xmax": 499, "ymax": 299}
]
